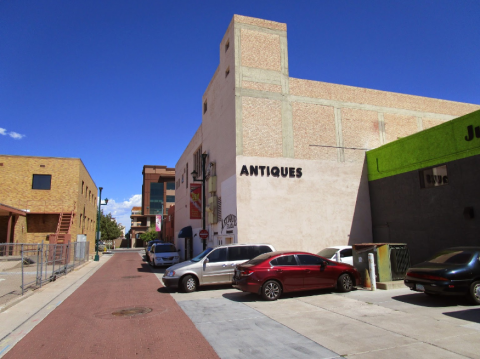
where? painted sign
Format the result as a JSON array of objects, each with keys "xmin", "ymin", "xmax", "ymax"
[
  {"xmin": 240, "ymin": 165, "xmax": 302, "ymax": 178},
  {"xmin": 190, "ymin": 183, "xmax": 202, "ymax": 219},
  {"xmin": 465, "ymin": 125, "xmax": 480, "ymax": 141},
  {"xmin": 155, "ymin": 215, "xmax": 162, "ymax": 231},
  {"xmin": 221, "ymin": 214, "xmax": 237, "ymax": 233}
]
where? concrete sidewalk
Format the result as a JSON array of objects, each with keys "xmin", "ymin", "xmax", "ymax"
[{"xmin": 0, "ymin": 252, "xmax": 218, "ymax": 359}]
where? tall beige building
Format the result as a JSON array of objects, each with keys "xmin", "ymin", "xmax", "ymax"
[
  {"xmin": 0, "ymin": 155, "xmax": 98, "ymax": 253},
  {"xmin": 174, "ymin": 15, "xmax": 480, "ymax": 259}
]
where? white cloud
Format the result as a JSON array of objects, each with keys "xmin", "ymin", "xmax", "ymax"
[
  {"xmin": 102, "ymin": 194, "xmax": 141, "ymax": 232},
  {"xmin": 0, "ymin": 128, "xmax": 25, "ymax": 139},
  {"xmin": 9, "ymin": 132, "xmax": 25, "ymax": 140}
]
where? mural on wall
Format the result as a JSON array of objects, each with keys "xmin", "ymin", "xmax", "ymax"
[
  {"xmin": 190, "ymin": 183, "xmax": 201, "ymax": 219},
  {"xmin": 221, "ymin": 214, "xmax": 237, "ymax": 233}
]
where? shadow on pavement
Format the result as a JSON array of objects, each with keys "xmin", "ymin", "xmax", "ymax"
[
  {"xmin": 443, "ymin": 308, "xmax": 480, "ymax": 323},
  {"xmin": 222, "ymin": 292, "xmax": 259, "ymax": 302},
  {"xmin": 222, "ymin": 287, "xmax": 339, "ymax": 302},
  {"xmin": 392, "ymin": 293, "xmax": 472, "ymax": 307}
]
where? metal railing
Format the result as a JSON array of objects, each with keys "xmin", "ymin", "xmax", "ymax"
[{"xmin": 0, "ymin": 242, "xmax": 90, "ymax": 308}]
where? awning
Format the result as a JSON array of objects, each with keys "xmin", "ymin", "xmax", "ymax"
[{"xmin": 178, "ymin": 226, "xmax": 192, "ymax": 238}]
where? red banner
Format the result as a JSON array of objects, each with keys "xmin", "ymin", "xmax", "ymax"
[{"xmin": 190, "ymin": 183, "xmax": 202, "ymax": 219}]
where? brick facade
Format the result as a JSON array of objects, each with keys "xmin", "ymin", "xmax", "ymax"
[
  {"xmin": 0, "ymin": 155, "xmax": 97, "ymax": 253},
  {"xmin": 175, "ymin": 15, "xmax": 480, "ymax": 257}
]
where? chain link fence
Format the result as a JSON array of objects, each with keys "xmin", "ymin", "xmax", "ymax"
[{"xmin": 0, "ymin": 242, "xmax": 90, "ymax": 309}]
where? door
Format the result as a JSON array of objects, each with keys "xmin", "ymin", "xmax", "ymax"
[
  {"xmin": 297, "ymin": 254, "xmax": 334, "ymax": 289},
  {"xmin": 202, "ymin": 248, "xmax": 230, "ymax": 284},
  {"xmin": 270, "ymin": 255, "xmax": 304, "ymax": 292}
]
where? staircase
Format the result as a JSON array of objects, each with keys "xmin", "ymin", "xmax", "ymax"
[
  {"xmin": 49, "ymin": 206, "xmax": 75, "ymax": 264},
  {"xmin": 55, "ymin": 212, "xmax": 74, "ymax": 244}
]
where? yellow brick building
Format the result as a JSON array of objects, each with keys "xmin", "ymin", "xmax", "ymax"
[{"xmin": 0, "ymin": 155, "xmax": 98, "ymax": 253}]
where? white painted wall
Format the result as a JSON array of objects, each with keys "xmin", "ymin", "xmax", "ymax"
[{"xmin": 235, "ymin": 156, "xmax": 373, "ymax": 253}]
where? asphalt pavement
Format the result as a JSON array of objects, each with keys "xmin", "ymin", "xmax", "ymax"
[{"xmin": 1, "ymin": 251, "xmax": 480, "ymax": 359}]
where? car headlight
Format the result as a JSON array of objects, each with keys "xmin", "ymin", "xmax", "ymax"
[{"xmin": 165, "ymin": 270, "xmax": 175, "ymax": 277}]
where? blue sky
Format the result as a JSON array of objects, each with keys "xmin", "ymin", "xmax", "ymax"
[{"xmin": 1, "ymin": 1, "xmax": 479, "ymax": 231}]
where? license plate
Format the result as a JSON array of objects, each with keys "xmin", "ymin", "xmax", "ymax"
[{"xmin": 416, "ymin": 284, "xmax": 425, "ymax": 292}]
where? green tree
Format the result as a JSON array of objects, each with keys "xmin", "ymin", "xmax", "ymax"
[
  {"xmin": 140, "ymin": 224, "xmax": 158, "ymax": 244},
  {"xmin": 99, "ymin": 211, "xmax": 122, "ymax": 241}
]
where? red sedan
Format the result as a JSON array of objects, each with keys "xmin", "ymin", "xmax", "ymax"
[{"xmin": 232, "ymin": 251, "xmax": 360, "ymax": 301}]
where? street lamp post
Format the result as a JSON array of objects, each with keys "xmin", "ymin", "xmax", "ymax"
[
  {"xmin": 191, "ymin": 153, "xmax": 208, "ymax": 251},
  {"xmin": 95, "ymin": 187, "xmax": 109, "ymax": 261}
]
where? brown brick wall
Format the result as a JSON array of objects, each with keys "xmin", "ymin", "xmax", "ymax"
[
  {"xmin": 0, "ymin": 155, "xmax": 97, "ymax": 249},
  {"xmin": 27, "ymin": 214, "xmax": 59, "ymax": 233},
  {"xmin": 242, "ymin": 97, "xmax": 283, "ymax": 157},
  {"xmin": 423, "ymin": 117, "xmax": 446, "ymax": 130},
  {"xmin": 241, "ymin": 29, "xmax": 281, "ymax": 71},
  {"xmin": 14, "ymin": 216, "xmax": 27, "ymax": 243},
  {"xmin": 290, "ymin": 78, "xmax": 480, "ymax": 117},
  {"xmin": 233, "ymin": 15, "xmax": 286, "ymax": 31},
  {"xmin": 384, "ymin": 113, "xmax": 418, "ymax": 143},
  {"xmin": 342, "ymin": 108, "xmax": 380, "ymax": 162},
  {"xmin": 292, "ymin": 102, "xmax": 337, "ymax": 161},
  {"xmin": 242, "ymin": 81, "xmax": 282, "ymax": 93}
]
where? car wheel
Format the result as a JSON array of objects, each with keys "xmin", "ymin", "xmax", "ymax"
[
  {"xmin": 337, "ymin": 273, "xmax": 353, "ymax": 292},
  {"xmin": 262, "ymin": 280, "xmax": 282, "ymax": 301},
  {"xmin": 469, "ymin": 281, "xmax": 480, "ymax": 305},
  {"xmin": 181, "ymin": 275, "xmax": 197, "ymax": 293}
]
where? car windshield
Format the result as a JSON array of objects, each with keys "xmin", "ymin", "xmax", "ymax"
[
  {"xmin": 154, "ymin": 244, "xmax": 176, "ymax": 253},
  {"xmin": 191, "ymin": 248, "xmax": 213, "ymax": 262},
  {"xmin": 317, "ymin": 248, "xmax": 338, "ymax": 258},
  {"xmin": 243, "ymin": 253, "xmax": 274, "ymax": 266},
  {"xmin": 428, "ymin": 250, "xmax": 475, "ymax": 265}
]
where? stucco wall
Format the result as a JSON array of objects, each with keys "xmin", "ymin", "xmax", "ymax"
[
  {"xmin": 236, "ymin": 156, "xmax": 372, "ymax": 253},
  {"xmin": 369, "ymin": 154, "xmax": 480, "ymax": 265}
]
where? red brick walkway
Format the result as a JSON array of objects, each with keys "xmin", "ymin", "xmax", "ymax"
[{"xmin": 4, "ymin": 253, "xmax": 219, "ymax": 359}]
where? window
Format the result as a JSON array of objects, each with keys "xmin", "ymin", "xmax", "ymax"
[
  {"xmin": 207, "ymin": 248, "xmax": 227, "ymax": 263},
  {"xmin": 185, "ymin": 163, "xmax": 188, "ymax": 188},
  {"xmin": 193, "ymin": 147, "xmax": 202, "ymax": 179},
  {"xmin": 155, "ymin": 244, "xmax": 177, "ymax": 253},
  {"xmin": 297, "ymin": 255, "xmax": 324, "ymax": 265},
  {"xmin": 203, "ymin": 100, "xmax": 207, "ymax": 114},
  {"xmin": 82, "ymin": 181, "xmax": 84, "ymax": 194},
  {"xmin": 86, "ymin": 186, "xmax": 88, "ymax": 198},
  {"xmin": 32, "ymin": 174, "xmax": 51, "ymax": 190},
  {"xmin": 225, "ymin": 66, "xmax": 230, "ymax": 77},
  {"xmin": 271, "ymin": 255, "xmax": 297, "ymax": 266},
  {"xmin": 340, "ymin": 249, "xmax": 352, "ymax": 258},
  {"xmin": 150, "ymin": 182, "xmax": 164, "ymax": 215},
  {"xmin": 166, "ymin": 182, "xmax": 175, "ymax": 190},
  {"xmin": 420, "ymin": 165, "xmax": 448, "ymax": 188},
  {"xmin": 228, "ymin": 246, "xmax": 250, "ymax": 261},
  {"xmin": 225, "ymin": 39, "xmax": 229, "ymax": 52},
  {"xmin": 166, "ymin": 195, "xmax": 175, "ymax": 203}
]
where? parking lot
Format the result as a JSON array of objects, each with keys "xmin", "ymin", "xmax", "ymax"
[{"xmin": 149, "ymin": 260, "xmax": 480, "ymax": 359}]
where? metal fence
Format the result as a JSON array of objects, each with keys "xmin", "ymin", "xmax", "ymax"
[{"xmin": 0, "ymin": 242, "xmax": 89, "ymax": 308}]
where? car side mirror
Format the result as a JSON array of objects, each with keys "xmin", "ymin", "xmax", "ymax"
[{"xmin": 205, "ymin": 258, "xmax": 210, "ymax": 264}]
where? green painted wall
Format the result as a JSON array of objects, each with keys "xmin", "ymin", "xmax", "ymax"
[{"xmin": 367, "ymin": 110, "xmax": 480, "ymax": 181}]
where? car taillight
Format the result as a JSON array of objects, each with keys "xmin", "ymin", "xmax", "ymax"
[
  {"xmin": 407, "ymin": 272, "xmax": 447, "ymax": 281},
  {"xmin": 240, "ymin": 269, "xmax": 253, "ymax": 276}
]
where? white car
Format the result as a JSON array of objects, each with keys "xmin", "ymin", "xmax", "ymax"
[
  {"xmin": 317, "ymin": 246, "xmax": 353, "ymax": 265},
  {"xmin": 148, "ymin": 243, "xmax": 180, "ymax": 267}
]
